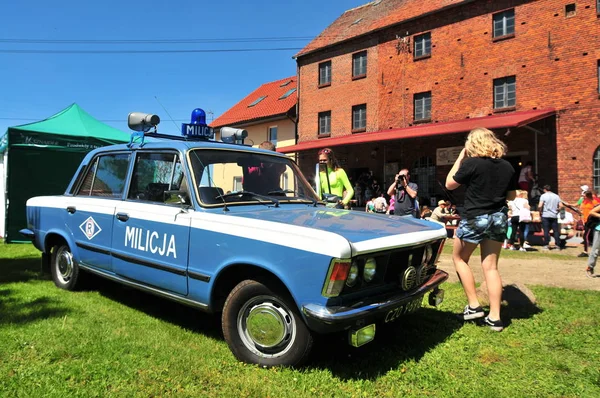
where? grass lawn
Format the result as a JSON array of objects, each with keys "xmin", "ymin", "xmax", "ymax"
[{"xmin": 1, "ymin": 241, "xmax": 599, "ymax": 397}]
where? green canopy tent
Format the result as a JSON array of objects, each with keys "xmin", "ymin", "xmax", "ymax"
[{"xmin": 1, "ymin": 103, "xmax": 130, "ymax": 242}]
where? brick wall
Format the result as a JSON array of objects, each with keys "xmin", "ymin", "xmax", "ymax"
[{"xmin": 297, "ymin": 0, "xmax": 600, "ymax": 200}]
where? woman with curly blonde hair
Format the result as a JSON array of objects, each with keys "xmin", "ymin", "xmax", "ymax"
[{"xmin": 445, "ymin": 127, "xmax": 516, "ymax": 331}]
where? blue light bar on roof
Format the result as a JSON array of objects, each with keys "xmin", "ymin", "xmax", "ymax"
[{"xmin": 181, "ymin": 108, "xmax": 214, "ymax": 139}]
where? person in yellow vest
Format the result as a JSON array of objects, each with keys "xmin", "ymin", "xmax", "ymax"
[{"xmin": 318, "ymin": 147, "xmax": 354, "ymax": 209}]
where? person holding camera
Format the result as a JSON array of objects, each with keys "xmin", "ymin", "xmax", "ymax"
[
  {"xmin": 318, "ymin": 147, "xmax": 354, "ymax": 209},
  {"xmin": 387, "ymin": 168, "xmax": 418, "ymax": 217},
  {"xmin": 445, "ymin": 127, "xmax": 516, "ymax": 332}
]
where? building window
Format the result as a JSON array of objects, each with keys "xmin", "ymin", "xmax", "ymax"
[
  {"xmin": 268, "ymin": 126, "xmax": 278, "ymax": 146},
  {"xmin": 279, "ymin": 88, "xmax": 296, "ymax": 100},
  {"xmin": 282, "ymin": 173, "xmax": 289, "ymax": 190},
  {"xmin": 352, "ymin": 104, "xmax": 367, "ymax": 132},
  {"xmin": 594, "ymin": 146, "xmax": 600, "ymax": 194},
  {"xmin": 233, "ymin": 176, "xmax": 243, "ymax": 192},
  {"xmin": 493, "ymin": 9, "xmax": 515, "ymax": 38},
  {"xmin": 318, "ymin": 111, "xmax": 331, "ymax": 135},
  {"xmin": 494, "ymin": 76, "xmax": 516, "ymax": 109},
  {"xmin": 565, "ymin": 4, "xmax": 576, "ymax": 17},
  {"xmin": 248, "ymin": 96, "xmax": 266, "ymax": 107},
  {"xmin": 412, "ymin": 156, "xmax": 436, "ymax": 204},
  {"xmin": 352, "ymin": 51, "xmax": 367, "ymax": 78},
  {"xmin": 414, "ymin": 32, "xmax": 431, "ymax": 58},
  {"xmin": 319, "ymin": 61, "xmax": 332, "ymax": 86},
  {"xmin": 414, "ymin": 92, "xmax": 432, "ymax": 121}
]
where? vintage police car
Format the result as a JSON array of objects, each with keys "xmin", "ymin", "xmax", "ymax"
[{"xmin": 22, "ymin": 110, "xmax": 448, "ymax": 367}]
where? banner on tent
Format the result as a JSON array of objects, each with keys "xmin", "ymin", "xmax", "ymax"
[{"xmin": 9, "ymin": 131, "xmax": 114, "ymax": 151}]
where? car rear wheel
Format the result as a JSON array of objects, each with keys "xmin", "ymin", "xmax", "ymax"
[
  {"xmin": 51, "ymin": 244, "xmax": 81, "ymax": 291},
  {"xmin": 222, "ymin": 279, "xmax": 313, "ymax": 367}
]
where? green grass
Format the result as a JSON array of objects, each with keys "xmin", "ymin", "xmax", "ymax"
[
  {"xmin": 1, "ymin": 241, "xmax": 599, "ymax": 397},
  {"xmin": 441, "ymin": 238, "xmax": 582, "ymax": 260}
]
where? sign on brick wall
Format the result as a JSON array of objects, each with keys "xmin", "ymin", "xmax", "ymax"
[{"xmin": 436, "ymin": 146, "xmax": 463, "ymax": 166}]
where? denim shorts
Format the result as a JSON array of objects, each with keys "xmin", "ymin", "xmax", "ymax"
[{"xmin": 456, "ymin": 211, "xmax": 508, "ymax": 244}]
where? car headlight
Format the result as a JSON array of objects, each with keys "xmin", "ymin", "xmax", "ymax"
[
  {"xmin": 363, "ymin": 257, "xmax": 377, "ymax": 282},
  {"xmin": 346, "ymin": 263, "xmax": 359, "ymax": 287},
  {"xmin": 422, "ymin": 245, "xmax": 433, "ymax": 264}
]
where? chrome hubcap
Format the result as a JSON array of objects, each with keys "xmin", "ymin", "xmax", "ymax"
[
  {"xmin": 56, "ymin": 248, "xmax": 73, "ymax": 284},
  {"xmin": 238, "ymin": 296, "xmax": 296, "ymax": 358},
  {"xmin": 246, "ymin": 303, "xmax": 287, "ymax": 348}
]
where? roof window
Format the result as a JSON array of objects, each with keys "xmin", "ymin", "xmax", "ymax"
[
  {"xmin": 351, "ymin": 18, "xmax": 363, "ymax": 26},
  {"xmin": 280, "ymin": 80, "xmax": 293, "ymax": 87},
  {"xmin": 248, "ymin": 96, "xmax": 267, "ymax": 107},
  {"xmin": 279, "ymin": 88, "xmax": 297, "ymax": 100}
]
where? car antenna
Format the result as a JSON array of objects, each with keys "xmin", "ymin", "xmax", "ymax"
[{"xmin": 154, "ymin": 96, "xmax": 181, "ymax": 132}]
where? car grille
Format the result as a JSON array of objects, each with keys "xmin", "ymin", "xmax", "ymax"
[{"xmin": 383, "ymin": 241, "xmax": 440, "ymax": 291}]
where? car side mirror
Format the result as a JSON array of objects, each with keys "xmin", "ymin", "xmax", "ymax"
[
  {"xmin": 322, "ymin": 193, "xmax": 340, "ymax": 203},
  {"xmin": 164, "ymin": 190, "xmax": 189, "ymax": 206}
]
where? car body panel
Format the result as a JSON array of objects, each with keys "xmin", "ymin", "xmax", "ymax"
[{"xmin": 24, "ymin": 138, "xmax": 449, "ymax": 339}]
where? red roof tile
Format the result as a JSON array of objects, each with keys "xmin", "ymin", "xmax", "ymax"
[
  {"xmin": 296, "ymin": 0, "xmax": 464, "ymax": 58},
  {"xmin": 211, "ymin": 76, "xmax": 297, "ymax": 128}
]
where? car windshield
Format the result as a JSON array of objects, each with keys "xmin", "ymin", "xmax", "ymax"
[{"xmin": 188, "ymin": 149, "xmax": 320, "ymax": 206}]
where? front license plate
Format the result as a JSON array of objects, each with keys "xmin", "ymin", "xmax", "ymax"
[{"xmin": 384, "ymin": 297, "xmax": 423, "ymax": 323}]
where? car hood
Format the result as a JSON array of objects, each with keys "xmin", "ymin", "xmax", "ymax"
[{"xmin": 207, "ymin": 206, "xmax": 447, "ymax": 257}]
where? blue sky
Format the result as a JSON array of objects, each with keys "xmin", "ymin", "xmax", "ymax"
[{"xmin": 0, "ymin": 0, "xmax": 365, "ymax": 136}]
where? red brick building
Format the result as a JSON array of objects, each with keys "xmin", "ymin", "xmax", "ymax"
[{"xmin": 281, "ymin": 0, "xmax": 600, "ymax": 206}]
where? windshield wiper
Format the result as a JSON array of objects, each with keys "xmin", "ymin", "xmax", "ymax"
[
  {"xmin": 266, "ymin": 189, "xmax": 296, "ymax": 196},
  {"xmin": 218, "ymin": 191, "xmax": 279, "ymax": 207},
  {"xmin": 267, "ymin": 189, "xmax": 318, "ymax": 207}
]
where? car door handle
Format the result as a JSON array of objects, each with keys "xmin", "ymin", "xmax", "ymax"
[
  {"xmin": 116, "ymin": 212, "xmax": 129, "ymax": 221},
  {"xmin": 66, "ymin": 206, "xmax": 76, "ymax": 214}
]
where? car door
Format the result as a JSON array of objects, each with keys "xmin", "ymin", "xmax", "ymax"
[
  {"xmin": 64, "ymin": 152, "xmax": 131, "ymax": 271},
  {"xmin": 111, "ymin": 151, "xmax": 191, "ymax": 295}
]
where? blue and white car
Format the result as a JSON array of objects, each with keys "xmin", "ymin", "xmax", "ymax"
[{"xmin": 22, "ymin": 112, "xmax": 448, "ymax": 367}]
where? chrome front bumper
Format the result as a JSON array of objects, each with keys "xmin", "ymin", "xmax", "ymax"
[{"xmin": 302, "ymin": 269, "xmax": 448, "ymax": 333}]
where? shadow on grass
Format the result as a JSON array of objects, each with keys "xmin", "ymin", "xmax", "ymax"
[
  {"xmin": 85, "ymin": 276, "xmax": 223, "ymax": 340},
  {"xmin": 0, "ymin": 257, "xmax": 48, "ymax": 284},
  {"xmin": 500, "ymin": 284, "xmax": 543, "ymax": 328},
  {"xmin": 306, "ymin": 308, "xmax": 462, "ymax": 380},
  {"xmin": 0, "ymin": 289, "xmax": 71, "ymax": 325}
]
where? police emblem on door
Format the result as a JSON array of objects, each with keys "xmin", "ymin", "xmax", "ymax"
[{"xmin": 79, "ymin": 216, "xmax": 102, "ymax": 240}]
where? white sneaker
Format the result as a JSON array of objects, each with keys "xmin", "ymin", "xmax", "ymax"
[
  {"xmin": 510, "ymin": 246, "xmax": 517, "ymax": 250},
  {"xmin": 523, "ymin": 242, "xmax": 532, "ymax": 249},
  {"xmin": 519, "ymin": 247, "xmax": 527, "ymax": 252}
]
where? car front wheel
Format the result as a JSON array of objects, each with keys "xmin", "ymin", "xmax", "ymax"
[
  {"xmin": 51, "ymin": 244, "xmax": 80, "ymax": 291},
  {"xmin": 222, "ymin": 279, "xmax": 313, "ymax": 367}
]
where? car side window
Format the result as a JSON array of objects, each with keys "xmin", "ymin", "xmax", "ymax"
[
  {"xmin": 128, "ymin": 152, "xmax": 189, "ymax": 205},
  {"xmin": 77, "ymin": 153, "xmax": 130, "ymax": 197}
]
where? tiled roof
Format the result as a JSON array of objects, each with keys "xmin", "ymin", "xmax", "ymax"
[
  {"xmin": 211, "ymin": 76, "xmax": 297, "ymax": 128},
  {"xmin": 296, "ymin": 0, "xmax": 464, "ymax": 57}
]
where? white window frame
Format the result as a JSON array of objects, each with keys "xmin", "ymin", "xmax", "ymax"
[
  {"xmin": 414, "ymin": 92, "xmax": 432, "ymax": 121},
  {"xmin": 494, "ymin": 76, "xmax": 516, "ymax": 109},
  {"xmin": 594, "ymin": 146, "xmax": 600, "ymax": 194},
  {"xmin": 233, "ymin": 176, "xmax": 243, "ymax": 192},
  {"xmin": 318, "ymin": 111, "xmax": 331, "ymax": 135},
  {"xmin": 352, "ymin": 51, "xmax": 367, "ymax": 77},
  {"xmin": 319, "ymin": 61, "xmax": 332, "ymax": 86},
  {"xmin": 352, "ymin": 104, "xmax": 367, "ymax": 131},
  {"xmin": 268, "ymin": 126, "xmax": 278, "ymax": 146},
  {"xmin": 493, "ymin": 9, "xmax": 515, "ymax": 38},
  {"xmin": 414, "ymin": 32, "xmax": 431, "ymax": 58}
]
